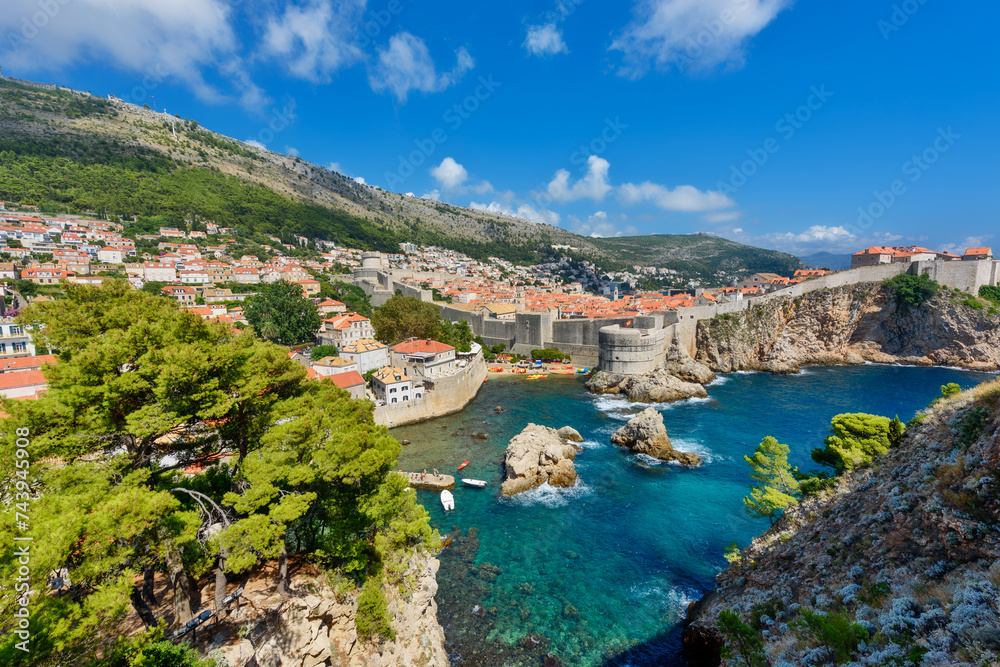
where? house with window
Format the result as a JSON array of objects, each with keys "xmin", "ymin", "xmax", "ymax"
[
  {"xmin": 317, "ymin": 299, "xmax": 347, "ymax": 316},
  {"xmin": 21, "ymin": 268, "xmax": 74, "ymax": 285},
  {"xmin": 0, "ymin": 319, "xmax": 35, "ymax": 358},
  {"xmin": 0, "ymin": 263, "xmax": 18, "ymax": 280},
  {"xmin": 162, "ymin": 285, "xmax": 197, "ymax": 305},
  {"xmin": 316, "ymin": 313, "xmax": 374, "ymax": 348},
  {"xmin": 963, "ymin": 247, "xmax": 994, "ymax": 261},
  {"xmin": 143, "ymin": 262, "xmax": 177, "ymax": 283},
  {"xmin": 390, "ymin": 339, "xmax": 457, "ymax": 378},
  {"xmin": 232, "ymin": 267, "xmax": 261, "ymax": 284},
  {"xmin": 371, "ymin": 367, "xmax": 417, "ymax": 404},
  {"xmin": 97, "ymin": 246, "xmax": 124, "ymax": 264},
  {"xmin": 297, "ymin": 278, "xmax": 321, "ymax": 297},
  {"xmin": 338, "ymin": 339, "xmax": 389, "ymax": 374}
]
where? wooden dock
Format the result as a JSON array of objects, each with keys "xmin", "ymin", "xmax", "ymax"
[{"xmin": 405, "ymin": 472, "xmax": 455, "ymax": 490}]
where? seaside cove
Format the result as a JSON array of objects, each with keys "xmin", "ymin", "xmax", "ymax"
[{"xmin": 393, "ymin": 365, "xmax": 996, "ymax": 666}]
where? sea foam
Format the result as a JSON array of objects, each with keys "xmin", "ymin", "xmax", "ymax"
[{"xmin": 503, "ymin": 479, "xmax": 593, "ymax": 508}]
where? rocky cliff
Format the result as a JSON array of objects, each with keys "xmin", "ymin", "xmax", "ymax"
[
  {"xmin": 683, "ymin": 379, "xmax": 1000, "ymax": 666},
  {"xmin": 696, "ymin": 283, "xmax": 1000, "ymax": 373},
  {"xmin": 213, "ymin": 554, "xmax": 448, "ymax": 667}
]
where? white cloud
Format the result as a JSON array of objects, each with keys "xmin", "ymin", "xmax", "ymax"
[
  {"xmin": 260, "ymin": 0, "xmax": 365, "ymax": 83},
  {"xmin": 524, "ymin": 24, "xmax": 569, "ymax": 57},
  {"xmin": 369, "ymin": 32, "xmax": 474, "ymax": 102},
  {"xmin": 430, "ymin": 157, "xmax": 469, "ymax": 190},
  {"xmin": 546, "ymin": 156, "xmax": 613, "ymax": 203},
  {"xmin": 470, "ymin": 180, "xmax": 495, "ymax": 195},
  {"xmin": 285, "ymin": 146, "xmax": 300, "ymax": 157},
  {"xmin": 703, "ymin": 210, "xmax": 742, "ymax": 223},
  {"xmin": 941, "ymin": 235, "xmax": 992, "ymax": 254},
  {"xmin": 354, "ymin": 176, "xmax": 367, "ymax": 185},
  {"xmin": 421, "ymin": 190, "xmax": 441, "ymax": 201},
  {"xmin": 567, "ymin": 211, "xmax": 638, "ymax": 238},
  {"xmin": 611, "ymin": 0, "xmax": 792, "ymax": 78},
  {"xmin": 245, "ymin": 139, "xmax": 267, "ymax": 150},
  {"xmin": 0, "ymin": 0, "xmax": 266, "ymax": 109},
  {"xmin": 328, "ymin": 162, "xmax": 343, "ymax": 173},
  {"xmin": 470, "ymin": 201, "xmax": 560, "ymax": 226},
  {"xmin": 618, "ymin": 181, "xmax": 735, "ymax": 212}
]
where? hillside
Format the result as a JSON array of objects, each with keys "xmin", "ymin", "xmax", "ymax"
[
  {"xmin": 683, "ymin": 379, "xmax": 1000, "ymax": 666},
  {"xmin": 0, "ymin": 79, "xmax": 800, "ymax": 278}
]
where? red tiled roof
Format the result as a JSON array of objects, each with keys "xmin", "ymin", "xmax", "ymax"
[
  {"xmin": 0, "ymin": 369, "xmax": 47, "ymax": 390},
  {"xmin": 0, "ymin": 355, "xmax": 56, "ymax": 372},
  {"xmin": 392, "ymin": 339, "xmax": 455, "ymax": 354},
  {"xmin": 328, "ymin": 370, "xmax": 365, "ymax": 390}
]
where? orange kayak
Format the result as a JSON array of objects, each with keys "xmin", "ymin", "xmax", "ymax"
[{"xmin": 458, "ymin": 460, "xmax": 470, "ymax": 470}]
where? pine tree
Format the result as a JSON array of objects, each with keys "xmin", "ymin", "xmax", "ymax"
[{"xmin": 743, "ymin": 436, "xmax": 800, "ymax": 525}]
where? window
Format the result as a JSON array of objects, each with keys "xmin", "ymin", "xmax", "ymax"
[
  {"xmin": 402, "ymin": 396, "xmax": 408, "ymax": 401},
  {"xmin": 415, "ymin": 393, "xmax": 422, "ymax": 399},
  {"xmin": 391, "ymin": 397, "xmax": 397, "ymax": 404},
  {"xmin": 389, "ymin": 387, "xmax": 396, "ymax": 393},
  {"xmin": 12, "ymin": 342, "xmax": 25, "ymax": 352},
  {"xmin": 0, "ymin": 343, "xmax": 6, "ymax": 353},
  {"xmin": 10, "ymin": 326, "xmax": 21, "ymax": 335}
]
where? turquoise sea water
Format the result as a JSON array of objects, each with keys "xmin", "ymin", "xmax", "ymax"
[{"xmin": 393, "ymin": 365, "xmax": 996, "ymax": 667}]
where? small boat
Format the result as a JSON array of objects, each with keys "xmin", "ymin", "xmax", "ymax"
[
  {"xmin": 458, "ymin": 460, "xmax": 470, "ymax": 470},
  {"xmin": 527, "ymin": 374, "xmax": 546, "ymax": 380},
  {"xmin": 462, "ymin": 478, "xmax": 487, "ymax": 488},
  {"xmin": 440, "ymin": 490, "xmax": 455, "ymax": 511}
]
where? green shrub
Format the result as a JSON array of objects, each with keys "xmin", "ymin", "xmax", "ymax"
[
  {"xmin": 356, "ymin": 575, "xmax": 395, "ymax": 641},
  {"xmin": 957, "ymin": 406, "xmax": 990, "ymax": 449},
  {"xmin": 531, "ymin": 348, "xmax": 571, "ymax": 363},
  {"xmin": 980, "ymin": 285, "xmax": 1000, "ymax": 305},
  {"xmin": 97, "ymin": 626, "xmax": 213, "ymax": 667},
  {"xmin": 941, "ymin": 383, "xmax": 962, "ymax": 398},
  {"xmin": 797, "ymin": 609, "xmax": 869, "ymax": 665},
  {"xmin": 962, "ymin": 297, "xmax": 985, "ymax": 309},
  {"xmin": 750, "ymin": 598, "xmax": 786, "ymax": 631},
  {"xmin": 718, "ymin": 609, "xmax": 768, "ymax": 667},
  {"xmin": 884, "ymin": 273, "xmax": 939, "ymax": 312},
  {"xmin": 811, "ymin": 414, "xmax": 903, "ymax": 473},
  {"xmin": 310, "ymin": 344, "xmax": 339, "ymax": 361}
]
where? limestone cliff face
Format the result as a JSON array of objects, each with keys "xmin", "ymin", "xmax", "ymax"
[
  {"xmin": 220, "ymin": 553, "xmax": 448, "ymax": 667},
  {"xmin": 696, "ymin": 283, "xmax": 1000, "ymax": 373},
  {"xmin": 683, "ymin": 381, "xmax": 1000, "ymax": 666}
]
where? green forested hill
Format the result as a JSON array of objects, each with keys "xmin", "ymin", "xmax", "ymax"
[{"xmin": 0, "ymin": 80, "xmax": 801, "ymax": 276}]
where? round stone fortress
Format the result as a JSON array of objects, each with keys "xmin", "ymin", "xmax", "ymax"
[{"xmin": 597, "ymin": 325, "xmax": 667, "ymax": 374}]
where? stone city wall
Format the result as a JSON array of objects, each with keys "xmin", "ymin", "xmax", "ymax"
[{"xmin": 374, "ymin": 354, "xmax": 487, "ymax": 428}]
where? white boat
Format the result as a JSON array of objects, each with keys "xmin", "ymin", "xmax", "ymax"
[
  {"xmin": 440, "ymin": 490, "xmax": 455, "ymax": 511},
  {"xmin": 462, "ymin": 479, "xmax": 487, "ymax": 488}
]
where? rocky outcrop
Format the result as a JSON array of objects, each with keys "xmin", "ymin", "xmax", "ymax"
[
  {"xmin": 220, "ymin": 554, "xmax": 448, "ymax": 667},
  {"xmin": 664, "ymin": 333, "xmax": 717, "ymax": 385},
  {"xmin": 683, "ymin": 379, "xmax": 1000, "ymax": 666},
  {"xmin": 501, "ymin": 424, "xmax": 582, "ymax": 496},
  {"xmin": 586, "ymin": 368, "xmax": 709, "ymax": 403},
  {"xmin": 610, "ymin": 407, "xmax": 702, "ymax": 465},
  {"xmin": 557, "ymin": 426, "xmax": 584, "ymax": 443},
  {"xmin": 696, "ymin": 283, "xmax": 1000, "ymax": 373}
]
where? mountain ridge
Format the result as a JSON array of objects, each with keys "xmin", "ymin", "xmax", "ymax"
[{"xmin": 0, "ymin": 78, "xmax": 801, "ymax": 279}]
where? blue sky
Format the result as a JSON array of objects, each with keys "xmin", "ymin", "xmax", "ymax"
[{"xmin": 1, "ymin": 0, "xmax": 997, "ymax": 256}]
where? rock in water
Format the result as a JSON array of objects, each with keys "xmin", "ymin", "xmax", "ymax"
[
  {"xmin": 586, "ymin": 368, "xmax": 708, "ymax": 403},
  {"xmin": 663, "ymin": 333, "xmax": 716, "ymax": 385},
  {"xmin": 557, "ymin": 426, "xmax": 584, "ymax": 442},
  {"xmin": 611, "ymin": 408, "xmax": 702, "ymax": 466},
  {"xmin": 502, "ymin": 424, "xmax": 583, "ymax": 496}
]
